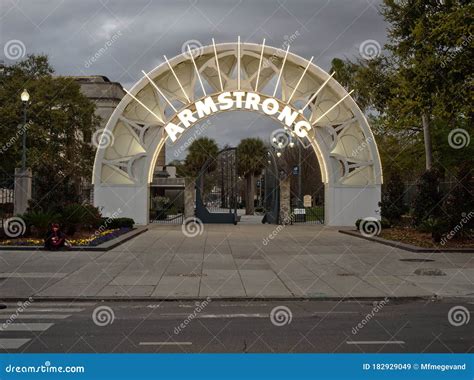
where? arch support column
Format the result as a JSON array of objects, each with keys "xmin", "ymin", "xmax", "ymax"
[
  {"xmin": 94, "ymin": 184, "xmax": 149, "ymax": 225},
  {"xmin": 324, "ymin": 184, "xmax": 381, "ymax": 226}
]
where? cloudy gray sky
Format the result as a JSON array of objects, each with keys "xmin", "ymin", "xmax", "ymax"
[{"xmin": 1, "ymin": 0, "xmax": 388, "ymax": 161}]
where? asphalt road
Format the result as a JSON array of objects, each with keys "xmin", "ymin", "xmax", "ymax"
[{"xmin": 0, "ymin": 298, "xmax": 472, "ymax": 353}]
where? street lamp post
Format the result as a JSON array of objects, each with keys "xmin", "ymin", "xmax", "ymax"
[
  {"xmin": 289, "ymin": 136, "xmax": 302, "ymax": 207},
  {"xmin": 297, "ymin": 139, "xmax": 302, "ymax": 207},
  {"xmin": 20, "ymin": 89, "xmax": 30, "ymax": 171}
]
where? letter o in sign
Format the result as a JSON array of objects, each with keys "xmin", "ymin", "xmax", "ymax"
[{"xmin": 261, "ymin": 98, "xmax": 279, "ymax": 115}]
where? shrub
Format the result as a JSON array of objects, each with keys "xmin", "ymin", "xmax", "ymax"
[
  {"xmin": 355, "ymin": 218, "xmax": 362, "ymax": 230},
  {"xmin": 100, "ymin": 217, "xmax": 134, "ymax": 229},
  {"xmin": 379, "ymin": 173, "xmax": 407, "ymax": 225},
  {"xmin": 443, "ymin": 163, "xmax": 473, "ymax": 237},
  {"xmin": 60, "ymin": 203, "xmax": 102, "ymax": 236},
  {"xmin": 22, "ymin": 211, "xmax": 60, "ymax": 237},
  {"xmin": 412, "ymin": 170, "xmax": 443, "ymax": 226},
  {"xmin": 419, "ymin": 217, "xmax": 447, "ymax": 243}
]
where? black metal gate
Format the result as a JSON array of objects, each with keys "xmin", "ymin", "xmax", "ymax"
[
  {"xmin": 149, "ymin": 179, "xmax": 185, "ymax": 224},
  {"xmin": 261, "ymin": 156, "xmax": 280, "ymax": 224},
  {"xmin": 196, "ymin": 148, "xmax": 239, "ymax": 224}
]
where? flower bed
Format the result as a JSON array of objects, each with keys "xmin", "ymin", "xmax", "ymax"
[
  {"xmin": 0, "ymin": 228, "xmax": 132, "ymax": 247},
  {"xmin": 380, "ymin": 227, "xmax": 473, "ymax": 249}
]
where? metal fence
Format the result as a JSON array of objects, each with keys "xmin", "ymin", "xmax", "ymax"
[
  {"xmin": 149, "ymin": 187, "xmax": 185, "ymax": 224},
  {"xmin": 290, "ymin": 205, "xmax": 324, "ymax": 224},
  {"xmin": 0, "ymin": 174, "xmax": 14, "ymax": 217}
]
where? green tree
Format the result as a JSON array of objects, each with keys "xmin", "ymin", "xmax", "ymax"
[
  {"xmin": 330, "ymin": 0, "xmax": 473, "ymax": 178},
  {"xmin": 412, "ymin": 169, "xmax": 443, "ymax": 226},
  {"xmin": 379, "ymin": 172, "xmax": 408, "ymax": 225},
  {"xmin": 237, "ymin": 138, "xmax": 267, "ymax": 215},
  {"xmin": 0, "ymin": 55, "xmax": 100, "ymax": 212},
  {"xmin": 183, "ymin": 137, "xmax": 219, "ymax": 177}
]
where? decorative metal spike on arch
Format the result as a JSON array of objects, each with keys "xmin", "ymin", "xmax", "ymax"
[{"xmin": 93, "ymin": 39, "xmax": 383, "ymax": 225}]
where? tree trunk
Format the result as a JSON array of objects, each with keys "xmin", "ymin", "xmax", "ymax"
[
  {"xmin": 422, "ymin": 113, "xmax": 433, "ymax": 170},
  {"xmin": 245, "ymin": 174, "xmax": 255, "ymax": 215}
]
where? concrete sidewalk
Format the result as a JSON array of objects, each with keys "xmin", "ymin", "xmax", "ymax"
[{"xmin": 0, "ymin": 224, "xmax": 472, "ymax": 299}]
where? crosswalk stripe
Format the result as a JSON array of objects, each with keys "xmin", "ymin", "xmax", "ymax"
[
  {"xmin": 139, "ymin": 342, "xmax": 192, "ymax": 346},
  {"xmin": 1, "ymin": 302, "xmax": 96, "ymax": 307},
  {"xmin": 0, "ymin": 323, "xmax": 53, "ymax": 332},
  {"xmin": 346, "ymin": 341, "xmax": 405, "ymax": 345},
  {"xmin": 3, "ymin": 308, "xmax": 84, "ymax": 313},
  {"xmin": 0, "ymin": 314, "xmax": 71, "ymax": 320},
  {"xmin": 0, "ymin": 338, "xmax": 31, "ymax": 349}
]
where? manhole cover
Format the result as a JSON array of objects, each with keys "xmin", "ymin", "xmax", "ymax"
[
  {"xmin": 399, "ymin": 259, "xmax": 435, "ymax": 263},
  {"xmin": 414, "ymin": 268, "xmax": 446, "ymax": 276}
]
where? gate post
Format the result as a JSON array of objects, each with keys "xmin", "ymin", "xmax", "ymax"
[
  {"xmin": 184, "ymin": 178, "xmax": 195, "ymax": 220},
  {"xmin": 279, "ymin": 175, "xmax": 291, "ymax": 225},
  {"xmin": 14, "ymin": 168, "xmax": 32, "ymax": 215}
]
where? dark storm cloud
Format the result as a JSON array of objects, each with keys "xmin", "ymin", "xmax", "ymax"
[{"xmin": 1, "ymin": 0, "xmax": 387, "ymax": 159}]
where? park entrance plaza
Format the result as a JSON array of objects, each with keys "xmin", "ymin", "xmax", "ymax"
[{"xmin": 1, "ymin": 224, "xmax": 472, "ymax": 300}]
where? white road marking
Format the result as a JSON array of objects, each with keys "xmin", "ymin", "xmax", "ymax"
[
  {"xmin": 0, "ymin": 338, "xmax": 31, "ymax": 349},
  {"xmin": 0, "ymin": 314, "xmax": 71, "ymax": 320},
  {"xmin": 198, "ymin": 313, "xmax": 269, "ymax": 318},
  {"xmin": 0, "ymin": 323, "xmax": 53, "ymax": 332},
  {"xmin": 219, "ymin": 303, "xmax": 268, "ymax": 307},
  {"xmin": 0, "ymin": 273, "xmax": 67, "ymax": 278},
  {"xmin": 346, "ymin": 341, "xmax": 405, "ymax": 345},
  {"xmin": 162, "ymin": 312, "xmax": 358, "ymax": 318},
  {"xmin": 139, "ymin": 342, "xmax": 192, "ymax": 346},
  {"xmin": 312, "ymin": 312, "xmax": 359, "ymax": 315},
  {"xmin": 3, "ymin": 308, "xmax": 84, "ymax": 313}
]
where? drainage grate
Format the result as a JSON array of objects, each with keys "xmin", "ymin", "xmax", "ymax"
[{"xmin": 399, "ymin": 258, "xmax": 435, "ymax": 263}]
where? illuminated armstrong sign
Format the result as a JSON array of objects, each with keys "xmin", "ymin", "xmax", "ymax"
[
  {"xmin": 92, "ymin": 40, "xmax": 383, "ymax": 226},
  {"xmin": 164, "ymin": 91, "xmax": 311, "ymax": 142}
]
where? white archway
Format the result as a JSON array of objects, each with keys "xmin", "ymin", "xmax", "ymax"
[{"xmin": 93, "ymin": 40, "xmax": 382, "ymax": 225}]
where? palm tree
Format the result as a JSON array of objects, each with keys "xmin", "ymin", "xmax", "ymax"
[
  {"xmin": 237, "ymin": 138, "xmax": 267, "ymax": 215},
  {"xmin": 184, "ymin": 137, "xmax": 219, "ymax": 193},
  {"xmin": 184, "ymin": 137, "xmax": 219, "ymax": 177}
]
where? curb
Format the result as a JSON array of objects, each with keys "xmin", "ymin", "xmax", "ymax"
[
  {"xmin": 339, "ymin": 230, "xmax": 474, "ymax": 253},
  {"xmin": 0, "ymin": 296, "xmax": 443, "ymax": 303},
  {"xmin": 0, "ymin": 227, "xmax": 148, "ymax": 252}
]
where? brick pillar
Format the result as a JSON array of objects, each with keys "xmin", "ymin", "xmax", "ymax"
[
  {"xmin": 279, "ymin": 175, "xmax": 291, "ymax": 225},
  {"xmin": 184, "ymin": 178, "xmax": 195, "ymax": 220},
  {"xmin": 14, "ymin": 167, "xmax": 32, "ymax": 215}
]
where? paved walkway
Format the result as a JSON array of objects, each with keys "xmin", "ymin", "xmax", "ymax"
[{"xmin": 0, "ymin": 224, "xmax": 472, "ymax": 299}]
